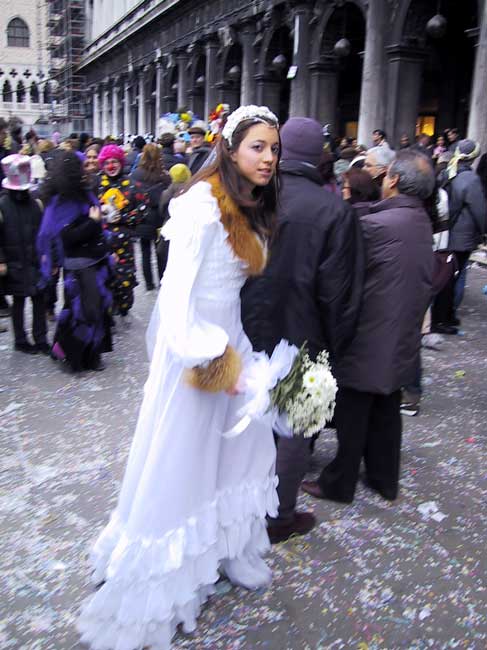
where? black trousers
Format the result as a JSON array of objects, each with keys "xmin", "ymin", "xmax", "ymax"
[
  {"xmin": 268, "ymin": 434, "xmax": 313, "ymax": 526},
  {"xmin": 432, "ymin": 251, "xmax": 470, "ymax": 324},
  {"xmin": 140, "ymin": 238, "xmax": 156, "ymax": 289},
  {"xmin": 318, "ymin": 387, "xmax": 402, "ymax": 502},
  {"xmin": 45, "ymin": 269, "xmax": 60, "ymax": 313},
  {"xmin": 12, "ymin": 294, "xmax": 47, "ymax": 345},
  {"xmin": 0, "ymin": 278, "xmax": 9, "ymax": 310}
]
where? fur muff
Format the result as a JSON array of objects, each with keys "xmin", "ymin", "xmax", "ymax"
[
  {"xmin": 207, "ymin": 174, "xmax": 266, "ymax": 276},
  {"xmin": 185, "ymin": 345, "xmax": 242, "ymax": 393}
]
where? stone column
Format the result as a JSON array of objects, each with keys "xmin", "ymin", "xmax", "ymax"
[
  {"xmin": 155, "ymin": 60, "xmax": 162, "ymax": 131},
  {"xmin": 176, "ymin": 51, "xmax": 188, "ymax": 108},
  {"xmin": 92, "ymin": 86, "xmax": 101, "ymax": 136},
  {"xmin": 102, "ymin": 83, "xmax": 110, "ymax": 137},
  {"xmin": 308, "ymin": 58, "xmax": 338, "ymax": 129},
  {"xmin": 385, "ymin": 46, "xmax": 425, "ymax": 147},
  {"xmin": 357, "ymin": 0, "xmax": 387, "ymax": 147},
  {"xmin": 137, "ymin": 71, "xmax": 146, "ymax": 134},
  {"xmin": 111, "ymin": 81, "xmax": 120, "ymax": 137},
  {"xmin": 289, "ymin": 2, "xmax": 312, "ymax": 117},
  {"xmin": 468, "ymin": 1, "xmax": 487, "ymax": 154},
  {"xmin": 240, "ymin": 21, "xmax": 256, "ymax": 105},
  {"xmin": 205, "ymin": 40, "xmax": 219, "ymax": 120},
  {"xmin": 123, "ymin": 78, "xmax": 131, "ymax": 137}
]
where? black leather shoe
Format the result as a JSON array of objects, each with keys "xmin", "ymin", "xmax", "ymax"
[
  {"xmin": 364, "ymin": 478, "xmax": 398, "ymax": 501},
  {"xmin": 431, "ymin": 323, "xmax": 458, "ymax": 335},
  {"xmin": 15, "ymin": 342, "xmax": 38, "ymax": 354},
  {"xmin": 301, "ymin": 480, "xmax": 354, "ymax": 504},
  {"xmin": 267, "ymin": 511, "xmax": 316, "ymax": 544},
  {"xmin": 35, "ymin": 342, "xmax": 52, "ymax": 355}
]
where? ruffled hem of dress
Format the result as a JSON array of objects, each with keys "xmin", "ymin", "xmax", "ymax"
[{"xmin": 77, "ymin": 475, "xmax": 278, "ymax": 650}]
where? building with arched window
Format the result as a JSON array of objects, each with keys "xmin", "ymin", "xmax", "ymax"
[
  {"xmin": 79, "ymin": 0, "xmax": 487, "ymax": 153},
  {"xmin": 0, "ymin": 1, "xmax": 50, "ymax": 132},
  {"xmin": 7, "ymin": 17, "xmax": 30, "ymax": 48}
]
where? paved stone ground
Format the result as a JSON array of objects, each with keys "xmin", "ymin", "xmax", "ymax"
[{"xmin": 1, "ymin": 261, "xmax": 486, "ymax": 650}]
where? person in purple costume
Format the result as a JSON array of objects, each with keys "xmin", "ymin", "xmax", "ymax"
[{"xmin": 37, "ymin": 151, "xmax": 113, "ymax": 371}]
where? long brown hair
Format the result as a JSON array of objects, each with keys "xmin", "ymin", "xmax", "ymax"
[
  {"xmin": 139, "ymin": 143, "xmax": 167, "ymax": 183},
  {"xmin": 185, "ymin": 117, "xmax": 280, "ymax": 237}
]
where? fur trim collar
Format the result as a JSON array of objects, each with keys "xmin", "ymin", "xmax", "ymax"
[{"xmin": 206, "ymin": 174, "xmax": 266, "ymax": 276}]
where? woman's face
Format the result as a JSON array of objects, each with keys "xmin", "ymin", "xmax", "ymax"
[
  {"xmin": 84, "ymin": 149, "xmax": 99, "ymax": 174},
  {"xmin": 103, "ymin": 157, "xmax": 121, "ymax": 177},
  {"xmin": 437, "ymin": 136, "xmax": 445, "ymax": 147},
  {"xmin": 230, "ymin": 123, "xmax": 279, "ymax": 188}
]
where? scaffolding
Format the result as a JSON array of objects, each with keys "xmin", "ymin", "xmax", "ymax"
[{"xmin": 46, "ymin": 0, "xmax": 86, "ymax": 130}]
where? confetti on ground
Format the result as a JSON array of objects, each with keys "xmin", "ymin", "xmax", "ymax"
[{"xmin": 0, "ymin": 258, "xmax": 486, "ymax": 649}]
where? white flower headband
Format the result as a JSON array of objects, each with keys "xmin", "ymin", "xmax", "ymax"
[{"xmin": 222, "ymin": 105, "xmax": 279, "ymax": 148}]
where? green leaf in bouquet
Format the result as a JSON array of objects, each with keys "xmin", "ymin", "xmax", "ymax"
[{"xmin": 269, "ymin": 342, "xmax": 309, "ymax": 412}]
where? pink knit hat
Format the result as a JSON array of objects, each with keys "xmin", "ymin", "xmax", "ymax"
[
  {"xmin": 1, "ymin": 154, "xmax": 32, "ymax": 190},
  {"xmin": 98, "ymin": 144, "xmax": 125, "ymax": 165}
]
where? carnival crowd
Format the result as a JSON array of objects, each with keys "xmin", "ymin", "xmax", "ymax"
[{"xmin": 0, "ymin": 106, "xmax": 486, "ymax": 650}]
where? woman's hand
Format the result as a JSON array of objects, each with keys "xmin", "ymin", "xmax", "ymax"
[
  {"xmin": 225, "ymin": 374, "xmax": 244, "ymax": 396},
  {"xmin": 89, "ymin": 206, "xmax": 102, "ymax": 222}
]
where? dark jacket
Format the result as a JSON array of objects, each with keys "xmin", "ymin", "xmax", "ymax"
[
  {"xmin": 130, "ymin": 167, "xmax": 170, "ymax": 240},
  {"xmin": 124, "ymin": 148, "xmax": 141, "ymax": 175},
  {"xmin": 61, "ymin": 214, "xmax": 108, "ymax": 261},
  {"xmin": 447, "ymin": 164, "xmax": 486, "ymax": 252},
  {"xmin": 0, "ymin": 191, "xmax": 43, "ymax": 296},
  {"xmin": 335, "ymin": 194, "xmax": 433, "ymax": 395},
  {"xmin": 241, "ymin": 160, "xmax": 364, "ymax": 362},
  {"xmin": 188, "ymin": 144, "xmax": 212, "ymax": 174},
  {"xmin": 161, "ymin": 147, "xmax": 183, "ymax": 171}
]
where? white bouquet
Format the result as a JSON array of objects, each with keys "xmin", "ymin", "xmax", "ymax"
[
  {"xmin": 223, "ymin": 341, "xmax": 337, "ymax": 439},
  {"xmin": 270, "ymin": 344, "xmax": 337, "ymax": 438}
]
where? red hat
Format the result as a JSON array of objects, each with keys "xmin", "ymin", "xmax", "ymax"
[{"xmin": 98, "ymin": 144, "xmax": 125, "ymax": 165}]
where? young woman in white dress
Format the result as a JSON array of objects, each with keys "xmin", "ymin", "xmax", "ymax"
[{"xmin": 77, "ymin": 105, "xmax": 281, "ymax": 650}]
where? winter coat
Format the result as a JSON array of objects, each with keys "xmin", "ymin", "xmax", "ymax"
[
  {"xmin": 130, "ymin": 167, "xmax": 170, "ymax": 240},
  {"xmin": 335, "ymin": 194, "xmax": 434, "ymax": 395},
  {"xmin": 0, "ymin": 192, "xmax": 43, "ymax": 296},
  {"xmin": 188, "ymin": 144, "xmax": 212, "ymax": 174},
  {"xmin": 161, "ymin": 147, "xmax": 185, "ymax": 171},
  {"xmin": 241, "ymin": 160, "xmax": 365, "ymax": 363},
  {"xmin": 447, "ymin": 164, "xmax": 486, "ymax": 252},
  {"xmin": 61, "ymin": 214, "xmax": 109, "ymax": 261}
]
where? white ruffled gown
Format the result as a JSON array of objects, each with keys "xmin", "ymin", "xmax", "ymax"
[{"xmin": 77, "ymin": 181, "xmax": 278, "ymax": 650}]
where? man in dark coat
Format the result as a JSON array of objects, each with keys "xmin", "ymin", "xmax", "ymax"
[
  {"xmin": 302, "ymin": 150, "xmax": 435, "ymax": 504},
  {"xmin": 0, "ymin": 154, "xmax": 48, "ymax": 353},
  {"xmin": 188, "ymin": 122, "xmax": 212, "ymax": 174},
  {"xmin": 159, "ymin": 133, "xmax": 181, "ymax": 171},
  {"xmin": 241, "ymin": 117, "xmax": 365, "ymax": 542}
]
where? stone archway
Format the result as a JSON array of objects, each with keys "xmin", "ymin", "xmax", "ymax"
[
  {"xmin": 407, "ymin": 0, "xmax": 478, "ymax": 138},
  {"xmin": 220, "ymin": 43, "xmax": 242, "ymax": 111},
  {"xmin": 258, "ymin": 25, "xmax": 292, "ymax": 122},
  {"xmin": 189, "ymin": 53, "xmax": 206, "ymax": 118},
  {"xmin": 314, "ymin": 1, "xmax": 366, "ymax": 138}
]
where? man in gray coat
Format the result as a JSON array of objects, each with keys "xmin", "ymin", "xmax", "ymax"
[
  {"xmin": 432, "ymin": 139, "xmax": 486, "ymax": 332},
  {"xmin": 302, "ymin": 150, "xmax": 435, "ymax": 504}
]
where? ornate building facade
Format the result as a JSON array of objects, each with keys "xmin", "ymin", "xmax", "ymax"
[
  {"xmin": 0, "ymin": 0, "xmax": 50, "ymax": 131},
  {"xmin": 79, "ymin": 0, "xmax": 487, "ymax": 149}
]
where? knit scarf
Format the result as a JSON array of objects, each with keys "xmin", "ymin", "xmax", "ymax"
[{"xmin": 447, "ymin": 142, "xmax": 481, "ymax": 180}]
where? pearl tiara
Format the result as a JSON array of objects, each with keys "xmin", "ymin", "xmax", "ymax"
[{"xmin": 222, "ymin": 105, "xmax": 279, "ymax": 148}]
